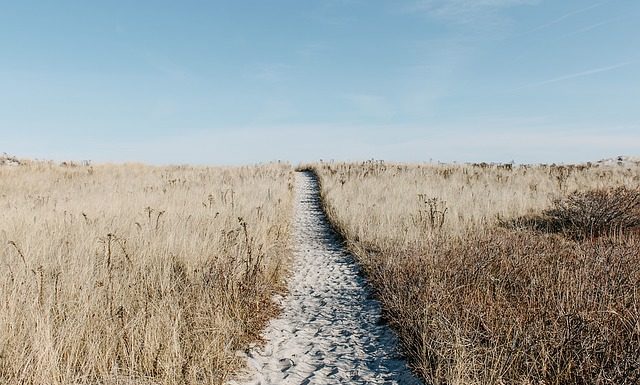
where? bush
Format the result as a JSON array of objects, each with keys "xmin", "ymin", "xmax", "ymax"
[
  {"xmin": 546, "ymin": 187, "xmax": 640, "ymax": 239},
  {"xmin": 510, "ymin": 187, "xmax": 640, "ymax": 240}
]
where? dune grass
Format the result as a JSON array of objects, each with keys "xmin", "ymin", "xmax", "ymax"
[
  {"xmin": 0, "ymin": 161, "xmax": 293, "ymax": 385},
  {"xmin": 314, "ymin": 161, "xmax": 640, "ymax": 384}
]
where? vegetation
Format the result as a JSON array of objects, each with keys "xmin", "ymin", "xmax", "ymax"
[
  {"xmin": 4, "ymin": 155, "xmax": 639, "ymax": 384},
  {"xmin": 314, "ymin": 161, "xmax": 640, "ymax": 384},
  {"xmin": 512, "ymin": 186, "xmax": 640, "ymax": 240},
  {"xmin": 0, "ymin": 160, "xmax": 293, "ymax": 385}
]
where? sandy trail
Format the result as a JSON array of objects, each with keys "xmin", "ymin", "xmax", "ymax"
[{"xmin": 229, "ymin": 171, "xmax": 421, "ymax": 385}]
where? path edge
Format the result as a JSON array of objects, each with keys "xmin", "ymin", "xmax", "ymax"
[
  {"xmin": 295, "ymin": 167, "xmax": 423, "ymax": 382},
  {"xmin": 295, "ymin": 169, "xmax": 352, "ymax": 251}
]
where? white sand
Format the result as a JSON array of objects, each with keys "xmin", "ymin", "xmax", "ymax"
[{"xmin": 229, "ymin": 171, "xmax": 422, "ymax": 385}]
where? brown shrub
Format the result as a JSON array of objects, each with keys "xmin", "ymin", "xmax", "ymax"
[
  {"xmin": 362, "ymin": 230, "xmax": 640, "ymax": 385},
  {"xmin": 511, "ymin": 187, "xmax": 640, "ymax": 240},
  {"xmin": 546, "ymin": 187, "xmax": 640, "ymax": 239}
]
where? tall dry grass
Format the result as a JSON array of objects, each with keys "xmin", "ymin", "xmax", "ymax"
[
  {"xmin": 0, "ymin": 160, "xmax": 293, "ymax": 385},
  {"xmin": 314, "ymin": 161, "xmax": 639, "ymax": 247},
  {"xmin": 313, "ymin": 161, "xmax": 640, "ymax": 384}
]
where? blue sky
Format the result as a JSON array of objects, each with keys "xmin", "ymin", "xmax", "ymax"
[{"xmin": 0, "ymin": 0, "xmax": 638, "ymax": 164}]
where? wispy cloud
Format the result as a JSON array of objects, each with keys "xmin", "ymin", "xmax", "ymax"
[
  {"xmin": 296, "ymin": 43, "xmax": 329, "ymax": 60},
  {"xmin": 248, "ymin": 63, "xmax": 294, "ymax": 83},
  {"xmin": 517, "ymin": 62, "xmax": 631, "ymax": 89},
  {"xmin": 562, "ymin": 16, "xmax": 625, "ymax": 38},
  {"xmin": 526, "ymin": 1, "xmax": 607, "ymax": 34},
  {"xmin": 405, "ymin": 0, "xmax": 539, "ymax": 24}
]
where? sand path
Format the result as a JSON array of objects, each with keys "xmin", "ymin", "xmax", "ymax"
[{"xmin": 229, "ymin": 171, "xmax": 421, "ymax": 385}]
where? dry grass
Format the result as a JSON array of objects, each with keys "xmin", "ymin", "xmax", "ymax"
[
  {"xmin": 0, "ymin": 160, "xmax": 293, "ymax": 385},
  {"xmin": 313, "ymin": 161, "xmax": 640, "ymax": 384}
]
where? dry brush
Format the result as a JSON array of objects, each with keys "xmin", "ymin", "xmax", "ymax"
[
  {"xmin": 313, "ymin": 161, "xmax": 640, "ymax": 384},
  {"xmin": 0, "ymin": 161, "xmax": 293, "ymax": 385}
]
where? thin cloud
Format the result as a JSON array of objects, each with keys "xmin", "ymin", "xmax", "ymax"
[
  {"xmin": 296, "ymin": 43, "xmax": 329, "ymax": 59},
  {"xmin": 248, "ymin": 63, "xmax": 294, "ymax": 83},
  {"xmin": 562, "ymin": 16, "xmax": 625, "ymax": 38},
  {"xmin": 405, "ymin": 0, "xmax": 539, "ymax": 24},
  {"xmin": 526, "ymin": 1, "xmax": 608, "ymax": 34},
  {"xmin": 517, "ymin": 62, "xmax": 631, "ymax": 89}
]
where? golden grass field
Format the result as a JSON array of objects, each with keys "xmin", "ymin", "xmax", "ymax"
[
  {"xmin": 0, "ymin": 160, "xmax": 293, "ymax": 385},
  {"xmin": 2, "ymin": 156, "xmax": 639, "ymax": 385},
  {"xmin": 314, "ymin": 161, "xmax": 640, "ymax": 384}
]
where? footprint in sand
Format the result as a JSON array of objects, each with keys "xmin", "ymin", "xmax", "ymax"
[{"xmin": 228, "ymin": 171, "xmax": 422, "ymax": 385}]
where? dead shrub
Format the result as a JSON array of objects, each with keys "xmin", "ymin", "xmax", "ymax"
[
  {"xmin": 547, "ymin": 186, "xmax": 640, "ymax": 239},
  {"xmin": 510, "ymin": 187, "xmax": 640, "ymax": 240}
]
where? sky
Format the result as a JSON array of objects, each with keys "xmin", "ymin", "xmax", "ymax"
[{"xmin": 0, "ymin": 0, "xmax": 638, "ymax": 165}]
